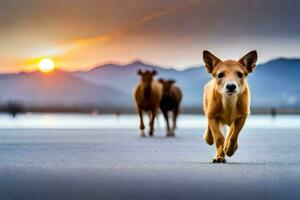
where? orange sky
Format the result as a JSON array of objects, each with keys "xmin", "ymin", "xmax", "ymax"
[{"xmin": 1, "ymin": 0, "xmax": 300, "ymax": 73}]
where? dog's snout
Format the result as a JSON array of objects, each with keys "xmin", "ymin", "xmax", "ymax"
[{"xmin": 226, "ymin": 84, "xmax": 237, "ymax": 92}]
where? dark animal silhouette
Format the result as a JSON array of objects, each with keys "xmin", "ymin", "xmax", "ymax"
[
  {"xmin": 134, "ymin": 70, "xmax": 162, "ymax": 137},
  {"xmin": 159, "ymin": 79, "xmax": 182, "ymax": 136}
]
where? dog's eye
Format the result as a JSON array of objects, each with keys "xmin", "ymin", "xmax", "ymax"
[
  {"xmin": 217, "ymin": 72, "xmax": 224, "ymax": 79},
  {"xmin": 237, "ymin": 72, "xmax": 243, "ymax": 78}
]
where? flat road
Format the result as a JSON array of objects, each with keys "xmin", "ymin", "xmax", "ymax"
[{"xmin": 1, "ymin": 128, "xmax": 300, "ymax": 200}]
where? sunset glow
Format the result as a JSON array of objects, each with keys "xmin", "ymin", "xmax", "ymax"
[
  {"xmin": 39, "ymin": 58, "xmax": 55, "ymax": 73},
  {"xmin": 1, "ymin": 0, "xmax": 300, "ymax": 73}
]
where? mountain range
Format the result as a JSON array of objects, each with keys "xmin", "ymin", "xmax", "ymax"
[{"xmin": 0, "ymin": 58, "xmax": 299, "ymax": 109}]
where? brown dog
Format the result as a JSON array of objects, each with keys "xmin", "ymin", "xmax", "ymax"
[
  {"xmin": 202, "ymin": 50, "xmax": 258, "ymax": 163},
  {"xmin": 159, "ymin": 79, "xmax": 182, "ymax": 137},
  {"xmin": 134, "ymin": 69, "xmax": 162, "ymax": 137}
]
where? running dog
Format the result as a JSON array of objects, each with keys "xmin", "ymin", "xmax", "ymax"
[{"xmin": 202, "ymin": 50, "xmax": 258, "ymax": 163}]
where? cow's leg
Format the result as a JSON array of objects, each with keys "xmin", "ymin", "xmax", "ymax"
[
  {"xmin": 149, "ymin": 108, "xmax": 157, "ymax": 136},
  {"xmin": 171, "ymin": 108, "xmax": 179, "ymax": 136},
  {"xmin": 138, "ymin": 109, "xmax": 145, "ymax": 137},
  {"xmin": 148, "ymin": 111, "xmax": 152, "ymax": 126},
  {"xmin": 162, "ymin": 110, "xmax": 171, "ymax": 136}
]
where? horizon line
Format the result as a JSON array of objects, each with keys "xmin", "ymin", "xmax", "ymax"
[{"xmin": 0, "ymin": 56, "xmax": 299, "ymax": 75}]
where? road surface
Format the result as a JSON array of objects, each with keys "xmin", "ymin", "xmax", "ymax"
[{"xmin": 1, "ymin": 128, "xmax": 300, "ymax": 200}]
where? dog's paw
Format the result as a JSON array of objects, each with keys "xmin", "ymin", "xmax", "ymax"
[
  {"xmin": 224, "ymin": 140, "xmax": 238, "ymax": 157},
  {"xmin": 212, "ymin": 157, "xmax": 226, "ymax": 163}
]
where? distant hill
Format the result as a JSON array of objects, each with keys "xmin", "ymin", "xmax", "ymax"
[
  {"xmin": 0, "ymin": 70, "xmax": 131, "ymax": 107},
  {"xmin": 75, "ymin": 60, "xmax": 208, "ymax": 107},
  {"xmin": 248, "ymin": 58, "xmax": 300, "ymax": 107},
  {"xmin": 75, "ymin": 58, "xmax": 300, "ymax": 108},
  {"xmin": 0, "ymin": 58, "xmax": 300, "ymax": 109}
]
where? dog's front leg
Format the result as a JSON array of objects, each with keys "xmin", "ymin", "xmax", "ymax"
[
  {"xmin": 209, "ymin": 118, "xmax": 226, "ymax": 163},
  {"xmin": 224, "ymin": 117, "xmax": 246, "ymax": 157}
]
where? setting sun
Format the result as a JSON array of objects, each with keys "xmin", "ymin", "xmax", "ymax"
[{"xmin": 38, "ymin": 58, "xmax": 55, "ymax": 73}]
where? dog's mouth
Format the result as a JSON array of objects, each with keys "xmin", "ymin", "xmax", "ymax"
[{"xmin": 225, "ymin": 92, "xmax": 237, "ymax": 96}]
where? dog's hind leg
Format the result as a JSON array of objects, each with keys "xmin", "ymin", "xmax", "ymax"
[
  {"xmin": 224, "ymin": 117, "xmax": 246, "ymax": 157},
  {"xmin": 203, "ymin": 125, "xmax": 214, "ymax": 145}
]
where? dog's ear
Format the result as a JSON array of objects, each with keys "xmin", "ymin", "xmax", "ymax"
[
  {"xmin": 203, "ymin": 50, "xmax": 222, "ymax": 73},
  {"xmin": 137, "ymin": 69, "xmax": 143, "ymax": 75},
  {"xmin": 158, "ymin": 78, "xmax": 164, "ymax": 83},
  {"xmin": 239, "ymin": 50, "xmax": 258, "ymax": 73}
]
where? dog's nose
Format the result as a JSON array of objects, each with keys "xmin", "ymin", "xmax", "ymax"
[{"xmin": 226, "ymin": 84, "xmax": 237, "ymax": 92}]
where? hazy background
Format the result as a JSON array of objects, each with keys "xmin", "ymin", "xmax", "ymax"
[{"xmin": 0, "ymin": 0, "xmax": 300, "ymax": 113}]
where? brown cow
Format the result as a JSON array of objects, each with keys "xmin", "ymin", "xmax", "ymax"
[
  {"xmin": 134, "ymin": 69, "xmax": 162, "ymax": 137},
  {"xmin": 159, "ymin": 79, "xmax": 182, "ymax": 137}
]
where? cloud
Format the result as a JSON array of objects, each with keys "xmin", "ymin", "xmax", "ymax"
[
  {"xmin": 59, "ymin": 0, "xmax": 198, "ymax": 54},
  {"xmin": 135, "ymin": 0, "xmax": 198, "ymax": 25}
]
